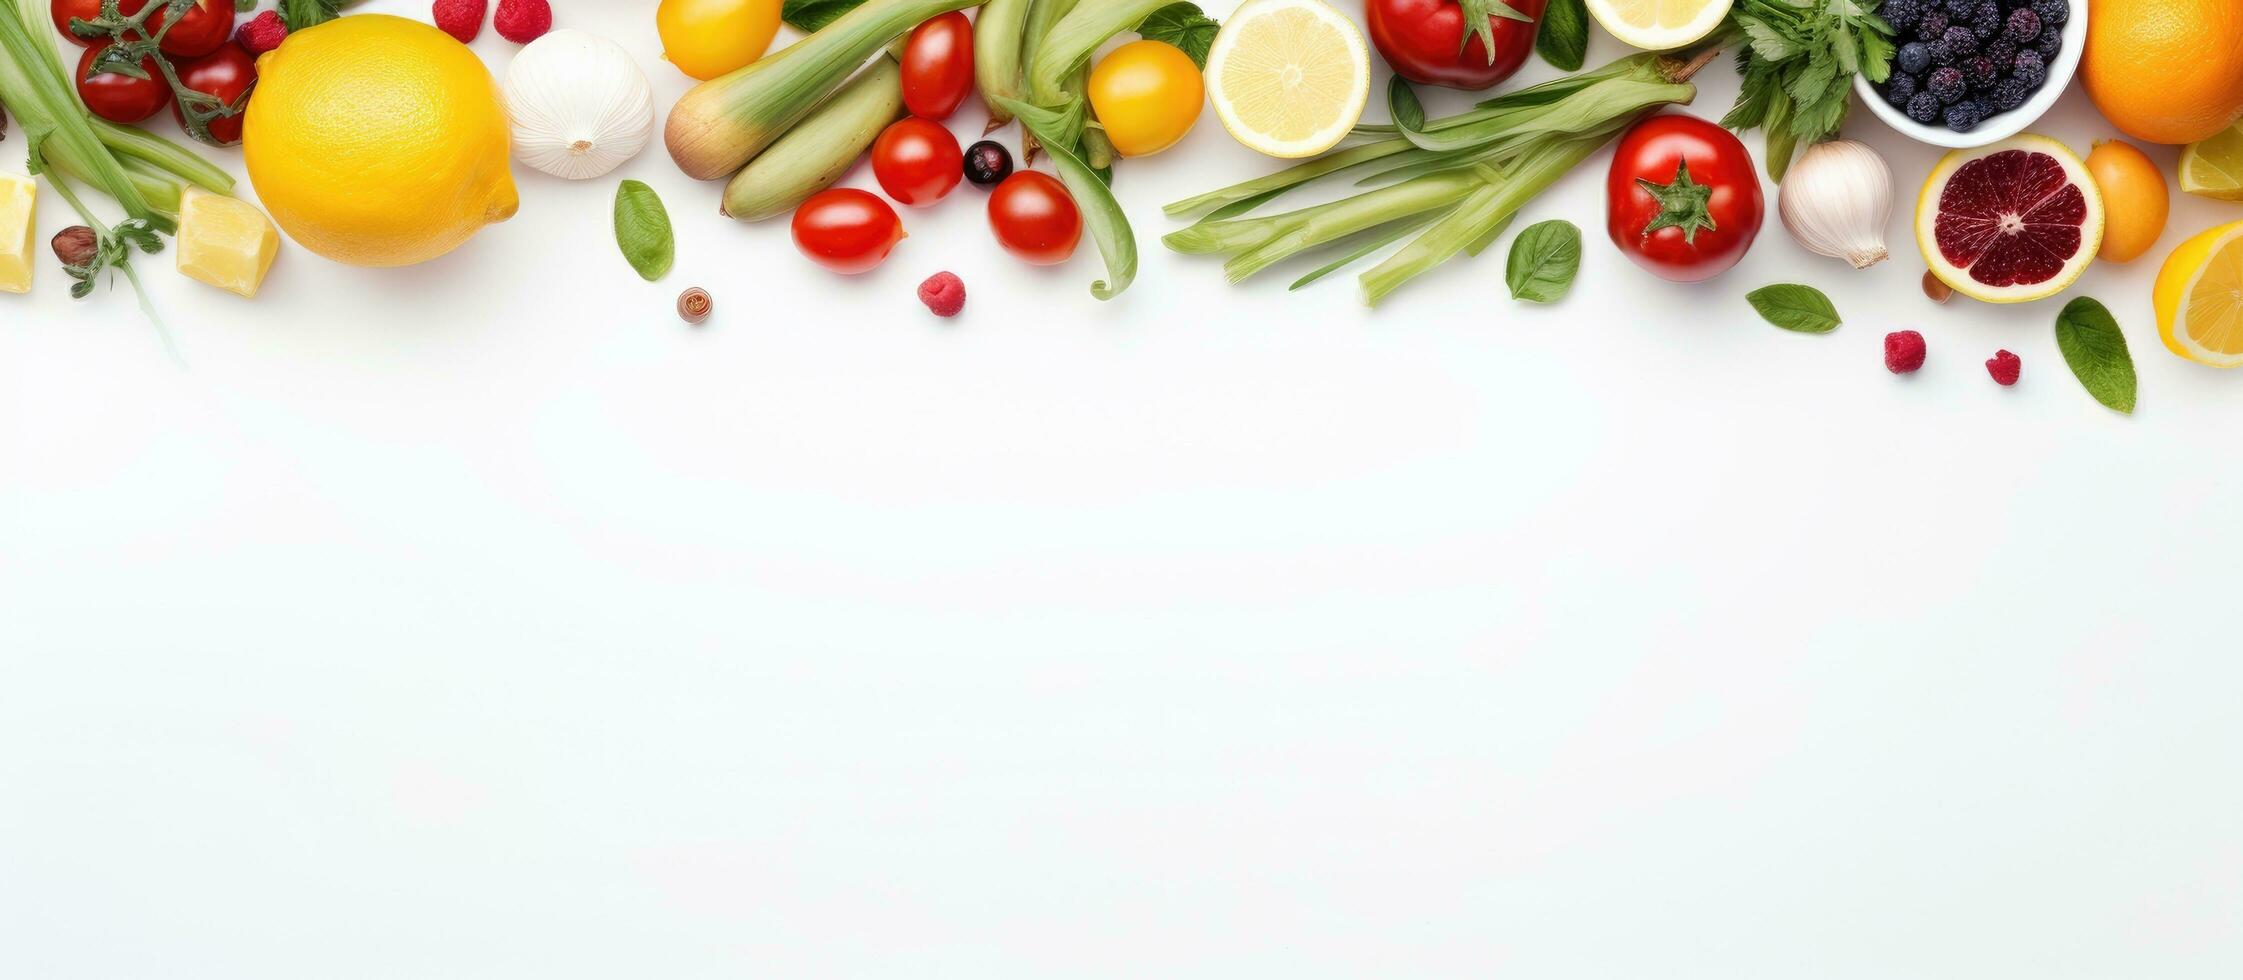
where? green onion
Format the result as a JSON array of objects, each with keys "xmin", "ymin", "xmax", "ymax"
[{"xmin": 667, "ymin": 0, "xmax": 981, "ymax": 180}]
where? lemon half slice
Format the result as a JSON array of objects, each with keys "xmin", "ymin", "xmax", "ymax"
[
  {"xmin": 1586, "ymin": 0, "xmax": 1733, "ymax": 51},
  {"xmin": 1203, "ymin": 0, "xmax": 1369, "ymax": 159},
  {"xmin": 2179, "ymin": 122, "xmax": 2243, "ymax": 202},
  {"xmin": 2155, "ymin": 221, "xmax": 2243, "ymax": 367}
]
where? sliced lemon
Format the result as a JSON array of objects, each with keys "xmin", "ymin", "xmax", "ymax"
[
  {"xmin": 1203, "ymin": 0, "xmax": 1368, "ymax": 159},
  {"xmin": 176, "ymin": 187, "xmax": 280, "ymax": 299},
  {"xmin": 1585, "ymin": 0, "xmax": 1732, "ymax": 51},
  {"xmin": 2155, "ymin": 220, "xmax": 2243, "ymax": 367},
  {"xmin": 2179, "ymin": 122, "xmax": 2243, "ymax": 202}
]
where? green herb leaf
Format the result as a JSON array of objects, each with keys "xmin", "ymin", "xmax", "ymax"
[
  {"xmin": 278, "ymin": 0, "xmax": 347, "ymax": 31},
  {"xmin": 613, "ymin": 180, "xmax": 676, "ymax": 283},
  {"xmin": 781, "ymin": 0, "xmax": 868, "ymax": 33},
  {"xmin": 2054, "ymin": 296, "xmax": 2138, "ymax": 415},
  {"xmin": 1535, "ymin": 0, "xmax": 1587, "ymax": 72},
  {"xmin": 1504, "ymin": 219, "xmax": 1581, "ymax": 303},
  {"xmin": 1136, "ymin": 3, "xmax": 1219, "ymax": 69},
  {"xmin": 1746, "ymin": 283, "xmax": 1841, "ymax": 333}
]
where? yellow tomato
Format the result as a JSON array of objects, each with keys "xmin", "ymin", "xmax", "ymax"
[
  {"xmin": 1087, "ymin": 40, "xmax": 1204, "ymax": 158},
  {"xmin": 658, "ymin": 0, "xmax": 782, "ymax": 81}
]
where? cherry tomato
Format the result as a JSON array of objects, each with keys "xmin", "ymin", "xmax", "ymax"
[
  {"xmin": 871, "ymin": 117, "xmax": 962, "ymax": 206},
  {"xmin": 899, "ymin": 10, "xmax": 972, "ymax": 120},
  {"xmin": 169, "ymin": 41, "xmax": 256, "ymax": 146},
  {"xmin": 73, "ymin": 42, "xmax": 168, "ymax": 124},
  {"xmin": 52, "ymin": 0, "xmax": 231, "ymax": 56},
  {"xmin": 987, "ymin": 171, "xmax": 1080, "ymax": 266},
  {"xmin": 1604, "ymin": 113, "xmax": 1763, "ymax": 283},
  {"xmin": 1366, "ymin": 0, "xmax": 1548, "ymax": 91},
  {"xmin": 1086, "ymin": 40, "xmax": 1203, "ymax": 158},
  {"xmin": 657, "ymin": 0, "xmax": 781, "ymax": 81},
  {"xmin": 792, "ymin": 188, "xmax": 905, "ymax": 274}
]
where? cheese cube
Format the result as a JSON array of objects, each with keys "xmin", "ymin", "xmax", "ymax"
[
  {"xmin": 176, "ymin": 187, "xmax": 279, "ymax": 298},
  {"xmin": 0, "ymin": 172, "xmax": 35, "ymax": 294}
]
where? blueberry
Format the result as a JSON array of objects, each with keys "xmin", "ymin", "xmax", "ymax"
[
  {"xmin": 2003, "ymin": 7, "xmax": 2040, "ymax": 42},
  {"xmin": 1942, "ymin": 25, "xmax": 1980, "ymax": 59},
  {"xmin": 1885, "ymin": 73, "xmax": 1920, "ymax": 108},
  {"xmin": 2032, "ymin": 0, "xmax": 2066, "ymax": 28},
  {"xmin": 1907, "ymin": 91, "xmax": 1942, "ymax": 124},
  {"xmin": 1989, "ymin": 79, "xmax": 2030, "ymax": 112},
  {"xmin": 1944, "ymin": 100, "xmax": 1985, "ymax": 132},
  {"xmin": 1970, "ymin": 5, "xmax": 2003, "ymax": 40},
  {"xmin": 1928, "ymin": 66, "xmax": 1967, "ymax": 103},
  {"xmin": 2012, "ymin": 47, "xmax": 2047, "ymax": 87},
  {"xmin": 1915, "ymin": 10, "xmax": 1950, "ymax": 42},
  {"xmin": 1897, "ymin": 41, "xmax": 1932, "ymax": 75},
  {"xmin": 1984, "ymin": 39, "xmax": 2016, "ymax": 71}
]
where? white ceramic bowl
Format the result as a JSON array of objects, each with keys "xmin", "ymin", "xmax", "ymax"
[{"xmin": 1853, "ymin": 2, "xmax": 2089, "ymax": 148}]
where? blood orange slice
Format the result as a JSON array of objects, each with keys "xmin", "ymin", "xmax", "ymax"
[{"xmin": 1916, "ymin": 135, "xmax": 2105, "ymax": 304}]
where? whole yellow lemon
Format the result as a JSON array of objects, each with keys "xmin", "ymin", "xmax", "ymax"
[{"xmin": 245, "ymin": 14, "xmax": 518, "ymax": 268}]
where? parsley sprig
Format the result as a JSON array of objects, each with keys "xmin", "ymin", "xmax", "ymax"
[{"xmin": 1720, "ymin": 0, "xmax": 1895, "ymax": 181}]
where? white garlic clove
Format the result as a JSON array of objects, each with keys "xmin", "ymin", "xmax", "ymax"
[
  {"xmin": 503, "ymin": 29, "xmax": 657, "ymax": 181},
  {"xmin": 1777, "ymin": 138, "xmax": 1893, "ymax": 270}
]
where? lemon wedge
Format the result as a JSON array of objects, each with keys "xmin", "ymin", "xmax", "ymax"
[
  {"xmin": 176, "ymin": 187, "xmax": 280, "ymax": 299},
  {"xmin": 1203, "ymin": 0, "xmax": 1369, "ymax": 159},
  {"xmin": 2179, "ymin": 122, "xmax": 2243, "ymax": 202},
  {"xmin": 1586, "ymin": 0, "xmax": 1732, "ymax": 50},
  {"xmin": 0, "ymin": 172, "xmax": 35, "ymax": 294},
  {"xmin": 2155, "ymin": 220, "xmax": 2243, "ymax": 367}
]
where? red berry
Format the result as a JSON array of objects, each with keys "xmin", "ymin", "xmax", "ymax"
[
  {"xmin": 233, "ymin": 10, "xmax": 286, "ymax": 55},
  {"xmin": 1986, "ymin": 349, "xmax": 2021, "ymax": 386},
  {"xmin": 917, "ymin": 271, "xmax": 966, "ymax": 317},
  {"xmin": 1884, "ymin": 330, "xmax": 1926, "ymax": 374},
  {"xmin": 494, "ymin": 0, "xmax": 552, "ymax": 44},
  {"xmin": 432, "ymin": 0, "xmax": 485, "ymax": 43}
]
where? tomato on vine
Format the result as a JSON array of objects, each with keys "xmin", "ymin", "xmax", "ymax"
[
  {"xmin": 73, "ymin": 41, "xmax": 167, "ymax": 123},
  {"xmin": 169, "ymin": 40, "xmax": 256, "ymax": 146}
]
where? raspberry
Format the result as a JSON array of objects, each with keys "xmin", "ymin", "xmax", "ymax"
[
  {"xmin": 1986, "ymin": 350, "xmax": 2021, "ymax": 386},
  {"xmin": 494, "ymin": 0, "xmax": 551, "ymax": 44},
  {"xmin": 917, "ymin": 271, "xmax": 965, "ymax": 317},
  {"xmin": 1885, "ymin": 331, "xmax": 1927, "ymax": 374},
  {"xmin": 233, "ymin": 10, "xmax": 286, "ymax": 55},
  {"xmin": 432, "ymin": 0, "xmax": 484, "ymax": 43}
]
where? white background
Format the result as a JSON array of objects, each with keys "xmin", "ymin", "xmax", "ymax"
[{"xmin": 5, "ymin": 1, "xmax": 2242, "ymax": 975}]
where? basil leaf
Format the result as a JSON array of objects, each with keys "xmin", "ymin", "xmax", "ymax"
[
  {"xmin": 1746, "ymin": 283, "xmax": 1840, "ymax": 333},
  {"xmin": 993, "ymin": 96, "xmax": 1136, "ymax": 300},
  {"xmin": 614, "ymin": 180, "xmax": 676, "ymax": 283},
  {"xmin": 781, "ymin": 0, "xmax": 867, "ymax": 33},
  {"xmin": 1504, "ymin": 219, "xmax": 1581, "ymax": 303},
  {"xmin": 1387, "ymin": 76, "xmax": 1426, "ymax": 135},
  {"xmin": 2054, "ymin": 296, "xmax": 2138, "ymax": 415},
  {"xmin": 1535, "ymin": 0, "xmax": 1588, "ymax": 72},
  {"xmin": 1136, "ymin": 3, "xmax": 1219, "ymax": 69}
]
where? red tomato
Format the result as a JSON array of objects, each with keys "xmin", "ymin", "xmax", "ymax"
[
  {"xmin": 52, "ymin": 0, "xmax": 232, "ymax": 56},
  {"xmin": 899, "ymin": 11, "xmax": 973, "ymax": 120},
  {"xmin": 871, "ymin": 117, "xmax": 962, "ymax": 206},
  {"xmin": 169, "ymin": 41, "xmax": 255, "ymax": 146},
  {"xmin": 1366, "ymin": 0, "xmax": 1547, "ymax": 91},
  {"xmin": 792, "ymin": 188, "xmax": 905, "ymax": 274},
  {"xmin": 1604, "ymin": 114, "xmax": 1763, "ymax": 283},
  {"xmin": 73, "ymin": 42, "xmax": 168, "ymax": 124},
  {"xmin": 987, "ymin": 171, "xmax": 1080, "ymax": 266}
]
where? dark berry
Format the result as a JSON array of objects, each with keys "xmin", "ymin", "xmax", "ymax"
[
  {"xmin": 1942, "ymin": 25, "xmax": 1980, "ymax": 59},
  {"xmin": 1984, "ymin": 38, "xmax": 2016, "ymax": 71},
  {"xmin": 1944, "ymin": 99, "xmax": 1984, "ymax": 131},
  {"xmin": 2034, "ymin": 31, "xmax": 2061, "ymax": 59},
  {"xmin": 2012, "ymin": 48, "xmax": 2046, "ymax": 87},
  {"xmin": 1881, "ymin": 0, "xmax": 1924, "ymax": 29},
  {"xmin": 1963, "ymin": 55, "xmax": 2000, "ymax": 89},
  {"xmin": 2031, "ymin": 0, "xmax": 2065, "ymax": 28},
  {"xmin": 1942, "ymin": 0, "xmax": 1974, "ymax": 17},
  {"xmin": 1885, "ymin": 72, "xmax": 1920, "ymax": 107},
  {"xmin": 1896, "ymin": 41, "xmax": 1932, "ymax": 75},
  {"xmin": 1915, "ymin": 11, "xmax": 1950, "ymax": 42},
  {"xmin": 1928, "ymin": 66, "xmax": 1966, "ymax": 103},
  {"xmin": 962, "ymin": 140, "xmax": 1013, "ymax": 187},
  {"xmin": 1987, "ymin": 350, "xmax": 2021, "ymax": 386},
  {"xmin": 1906, "ymin": 91, "xmax": 1942, "ymax": 123},
  {"xmin": 1970, "ymin": 4, "xmax": 2003, "ymax": 40},
  {"xmin": 2002, "ymin": 7, "xmax": 2040, "ymax": 42},
  {"xmin": 1885, "ymin": 331, "xmax": 1928, "ymax": 374},
  {"xmin": 1989, "ymin": 78, "xmax": 2029, "ymax": 112}
]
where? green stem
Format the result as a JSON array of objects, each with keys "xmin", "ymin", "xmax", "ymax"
[{"xmin": 1025, "ymin": 0, "xmax": 1173, "ymax": 106}]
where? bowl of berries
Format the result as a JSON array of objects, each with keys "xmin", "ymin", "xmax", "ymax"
[{"xmin": 1856, "ymin": 0, "xmax": 2086, "ymax": 148}]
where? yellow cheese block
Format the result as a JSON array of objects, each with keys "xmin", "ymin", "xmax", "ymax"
[
  {"xmin": 0, "ymin": 172, "xmax": 35, "ymax": 294},
  {"xmin": 177, "ymin": 187, "xmax": 279, "ymax": 298}
]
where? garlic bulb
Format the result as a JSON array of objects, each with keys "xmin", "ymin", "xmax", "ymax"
[
  {"xmin": 504, "ymin": 30, "xmax": 656, "ymax": 181},
  {"xmin": 1777, "ymin": 139, "xmax": 1892, "ymax": 269}
]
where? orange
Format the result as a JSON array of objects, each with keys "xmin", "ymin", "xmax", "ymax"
[
  {"xmin": 2084, "ymin": 139, "xmax": 2168, "ymax": 263},
  {"xmin": 2082, "ymin": 0, "xmax": 2243, "ymax": 145}
]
